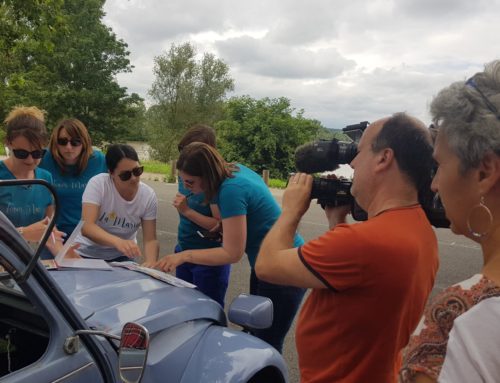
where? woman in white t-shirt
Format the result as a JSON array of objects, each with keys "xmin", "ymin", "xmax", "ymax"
[{"xmin": 76, "ymin": 144, "xmax": 159, "ymax": 266}]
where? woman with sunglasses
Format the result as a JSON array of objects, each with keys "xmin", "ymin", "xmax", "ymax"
[
  {"xmin": 155, "ymin": 142, "xmax": 305, "ymax": 353},
  {"xmin": 400, "ymin": 61, "xmax": 500, "ymax": 382},
  {"xmin": 39, "ymin": 118, "xmax": 107, "ymax": 238},
  {"xmin": 74, "ymin": 144, "xmax": 158, "ymax": 266},
  {"xmin": 0, "ymin": 106, "xmax": 65, "ymax": 256}
]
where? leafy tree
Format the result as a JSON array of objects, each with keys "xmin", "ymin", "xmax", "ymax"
[
  {"xmin": 316, "ymin": 127, "xmax": 352, "ymax": 141},
  {"xmin": 148, "ymin": 42, "xmax": 234, "ymax": 161},
  {"xmin": 0, "ymin": 0, "xmax": 142, "ymax": 144},
  {"xmin": 120, "ymin": 96, "xmax": 147, "ymax": 141},
  {"xmin": 216, "ymin": 96, "xmax": 323, "ymax": 178},
  {"xmin": 144, "ymin": 104, "xmax": 171, "ymax": 160}
]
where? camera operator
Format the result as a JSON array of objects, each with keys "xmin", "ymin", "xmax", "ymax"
[{"xmin": 255, "ymin": 112, "xmax": 439, "ymax": 383}]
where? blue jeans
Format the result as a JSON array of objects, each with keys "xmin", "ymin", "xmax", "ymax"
[
  {"xmin": 108, "ymin": 255, "xmax": 134, "ymax": 262},
  {"xmin": 249, "ymin": 269, "xmax": 306, "ymax": 353},
  {"xmin": 39, "ymin": 246, "xmax": 54, "ymax": 260},
  {"xmin": 80, "ymin": 254, "xmax": 135, "ymax": 262},
  {"xmin": 174, "ymin": 244, "xmax": 231, "ymax": 308}
]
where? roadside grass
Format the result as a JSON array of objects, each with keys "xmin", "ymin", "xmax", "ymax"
[
  {"xmin": 142, "ymin": 160, "xmax": 171, "ymax": 175},
  {"xmin": 142, "ymin": 160, "xmax": 287, "ymax": 188},
  {"xmin": 268, "ymin": 178, "xmax": 287, "ymax": 189}
]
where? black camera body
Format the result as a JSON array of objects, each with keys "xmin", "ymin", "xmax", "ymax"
[{"xmin": 294, "ymin": 122, "xmax": 449, "ymax": 228}]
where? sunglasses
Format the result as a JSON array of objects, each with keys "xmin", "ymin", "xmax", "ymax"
[
  {"xmin": 12, "ymin": 148, "xmax": 46, "ymax": 160},
  {"xmin": 118, "ymin": 166, "xmax": 144, "ymax": 181},
  {"xmin": 57, "ymin": 137, "xmax": 82, "ymax": 147},
  {"xmin": 465, "ymin": 77, "xmax": 500, "ymax": 120},
  {"xmin": 183, "ymin": 178, "xmax": 195, "ymax": 187}
]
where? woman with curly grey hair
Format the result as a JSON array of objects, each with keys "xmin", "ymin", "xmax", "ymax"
[{"xmin": 400, "ymin": 60, "xmax": 500, "ymax": 382}]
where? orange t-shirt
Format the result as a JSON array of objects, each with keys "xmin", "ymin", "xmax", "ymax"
[{"xmin": 296, "ymin": 205, "xmax": 438, "ymax": 383}]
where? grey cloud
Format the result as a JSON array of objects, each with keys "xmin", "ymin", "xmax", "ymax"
[
  {"xmin": 265, "ymin": 1, "xmax": 341, "ymax": 45},
  {"xmin": 216, "ymin": 37, "xmax": 355, "ymax": 79},
  {"xmin": 104, "ymin": 1, "xmax": 222, "ymax": 45},
  {"xmin": 230, "ymin": 64, "xmax": 465, "ymax": 128},
  {"xmin": 395, "ymin": 0, "xmax": 498, "ymax": 18}
]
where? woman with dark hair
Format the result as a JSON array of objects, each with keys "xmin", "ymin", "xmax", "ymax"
[
  {"xmin": 39, "ymin": 118, "xmax": 107, "ymax": 237},
  {"xmin": 401, "ymin": 60, "xmax": 500, "ymax": 382},
  {"xmin": 75, "ymin": 144, "xmax": 158, "ymax": 265},
  {"xmin": 155, "ymin": 142, "xmax": 305, "ymax": 353},
  {"xmin": 0, "ymin": 106, "xmax": 64, "ymax": 256},
  {"xmin": 173, "ymin": 124, "xmax": 230, "ymax": 307}
]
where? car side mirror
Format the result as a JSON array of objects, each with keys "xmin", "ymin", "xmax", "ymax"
[
  {"xmin": 228, "ymin": 293, "xmax": 273, "ymax": 330},
  {"xmin": 118, "ymin": 322, "xmax": 150, "ymax": 383}
]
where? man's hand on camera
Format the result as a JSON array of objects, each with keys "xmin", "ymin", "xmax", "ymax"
[
  {"xmin": 325, "ymin": 204, "xmax": 351, "ymax": 229},
  {"xmin": 282, "ymin": 172, "xmax": 313, "ymax": 222}
]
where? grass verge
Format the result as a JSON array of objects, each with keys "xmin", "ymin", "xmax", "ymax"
[
  {"xmin": 268, "ymin": 178, "xmax": 287, "ymax": 189},
  {"xmin": 142, "ymin": 160, "xmax": 287, "ymax": 188},
  {"xmin": 142, "ymin": 160, "xmax": 171, "ymax": 174}
]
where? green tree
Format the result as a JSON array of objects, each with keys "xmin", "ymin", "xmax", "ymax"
[
  {"xmin": 0, "ymin": 0, "xmax": 142, "ymax": 144},
  {"xmin": 148, "ymin": 42, "xmax": 234, "ymax": 161},
  {"xmin": 216, "ymin": 96, "xmax": 323, "ymax": 178}
]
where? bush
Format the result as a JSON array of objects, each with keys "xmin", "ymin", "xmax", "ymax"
[
  {"xmin": 268, "ymin": 178, "xmax": 287, "ymax": 189},
  {"xmin": 0, "ymin": 130, "xmax": 5, "ymax": 155}
]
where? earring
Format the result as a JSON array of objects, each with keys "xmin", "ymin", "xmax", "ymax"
[{"xmin": 467, "ymin": 196, "xmax": 493, "ymax": 239}]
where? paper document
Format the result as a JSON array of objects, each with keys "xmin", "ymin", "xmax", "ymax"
[
  {"xmin": 111, "ymin": 261, "xmax": 196, "ymax": 288},
  {"xmin": 55, "ymin": 220, "xmax": 111, "ymax": 270}
]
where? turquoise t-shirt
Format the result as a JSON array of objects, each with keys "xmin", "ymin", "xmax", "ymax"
[
  {"xmin": 0, "ymin": 161, "xmax": 54, "ymax": 227},
  {"xmin": 177, "ymin": 177, "xmax": 221, "ymax": 250},
  {"xmin": 214, "ymin": 164, "xmax": 304, "ymax": 268},
  {"xmin": 39, "ymin": 149, "xmax": 107, "ymax": 236}
]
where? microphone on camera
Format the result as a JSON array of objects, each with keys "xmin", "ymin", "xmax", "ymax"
[
  {"xmin": 295, "ymin": 142, "xmax": 334, "ymax": 173},
  {"xmin": 295, "ymin": 139, "xmax": 358, "ymax": 174}
]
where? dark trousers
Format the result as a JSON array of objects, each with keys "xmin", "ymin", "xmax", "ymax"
[
  {"xmin": 175, "ymin": 244, "xmax": 230, "ymax": 308},
  {"xmin": 249, "ymin": 269, "xmax": 306, "ymax": 353},
  {"xmin": 39, "ymin": 246, "xmax": 54, "ymax": 260}
]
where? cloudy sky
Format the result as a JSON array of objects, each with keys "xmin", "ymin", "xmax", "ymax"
[{"xmin": 103, "ymin": 0, "xmax": 500, "ymax": 129}]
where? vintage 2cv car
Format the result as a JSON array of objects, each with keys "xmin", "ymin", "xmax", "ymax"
[{"xmin": 0, "ymin": 179, "xmax": 288, "ymax": 383}]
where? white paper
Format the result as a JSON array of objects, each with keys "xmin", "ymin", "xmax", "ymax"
[
  {"xmin": 55, "ymin": 220, "xmax": 84, "ymax": 263},
  {"xmin": 110, "ymin": 261, "xmax": 196, "ymax": 288},
  {"xmin": 55, "ymin": 220, "xmax": 111, "ymax": 270}
]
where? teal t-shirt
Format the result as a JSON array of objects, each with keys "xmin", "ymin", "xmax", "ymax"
[
  {"xmin": 214, "ymin": 164, "xmax": 304, "ymax": 268},
  {"xmin": 177, "ymin": 177, "xmax": 221, "ymax": 250},
  {"xmin": 39, "ymin": 149, "xmax": 107, "ymax": 236},
  {"xmin": 0, "ymin": 161, "xmax": 54, "ymax": 227}
]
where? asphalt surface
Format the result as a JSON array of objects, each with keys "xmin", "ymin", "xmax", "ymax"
[{"xmin": 140, "ymin": 178, "xmax": 483, "ymax": 383}]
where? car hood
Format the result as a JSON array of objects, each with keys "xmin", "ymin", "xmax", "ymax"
[{"xmin": 49, "ymin": 266, "xmax": 226, "ymax": 334}]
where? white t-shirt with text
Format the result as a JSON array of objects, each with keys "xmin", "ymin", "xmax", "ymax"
[{"xmin": 75, "ymin": 173, "xmax": 157, "ymax": 260}]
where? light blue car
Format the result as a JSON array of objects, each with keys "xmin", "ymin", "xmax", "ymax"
[{"xmin": 0, "ymin": 179, "xmax": 288, "ymax": 383}]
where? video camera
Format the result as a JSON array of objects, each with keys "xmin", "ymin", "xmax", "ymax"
[{"xmin": 294, "ymin": 122, "xmax": 449, "ymax": 228}]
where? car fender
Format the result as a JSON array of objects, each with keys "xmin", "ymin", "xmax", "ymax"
[{"xmin": 180, "ymin": 326, "xmax": 288, "ymax": 383}]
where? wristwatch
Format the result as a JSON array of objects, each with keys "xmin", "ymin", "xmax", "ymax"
[{"xmin": 17, "ymin": 227, "xmax": 24, "ymax": 235}]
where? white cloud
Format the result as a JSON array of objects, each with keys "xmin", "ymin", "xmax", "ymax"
[{"xmin": 103, "ymin": 0, "xmax": 500, "ymax": 127}]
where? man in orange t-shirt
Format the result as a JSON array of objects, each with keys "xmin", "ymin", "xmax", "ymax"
[{"xmin": 255, "ymin": 113, "xmax": 439, "ymax": 383}]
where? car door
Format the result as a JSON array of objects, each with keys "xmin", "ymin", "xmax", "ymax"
[{"xmin": 0, "ymin": 229, "xmax": 111, "ymax": 382}]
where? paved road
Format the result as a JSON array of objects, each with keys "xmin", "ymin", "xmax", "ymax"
[{"xmin": 141, "ymin": 178, "xmax": 482, "ymax": 383}]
